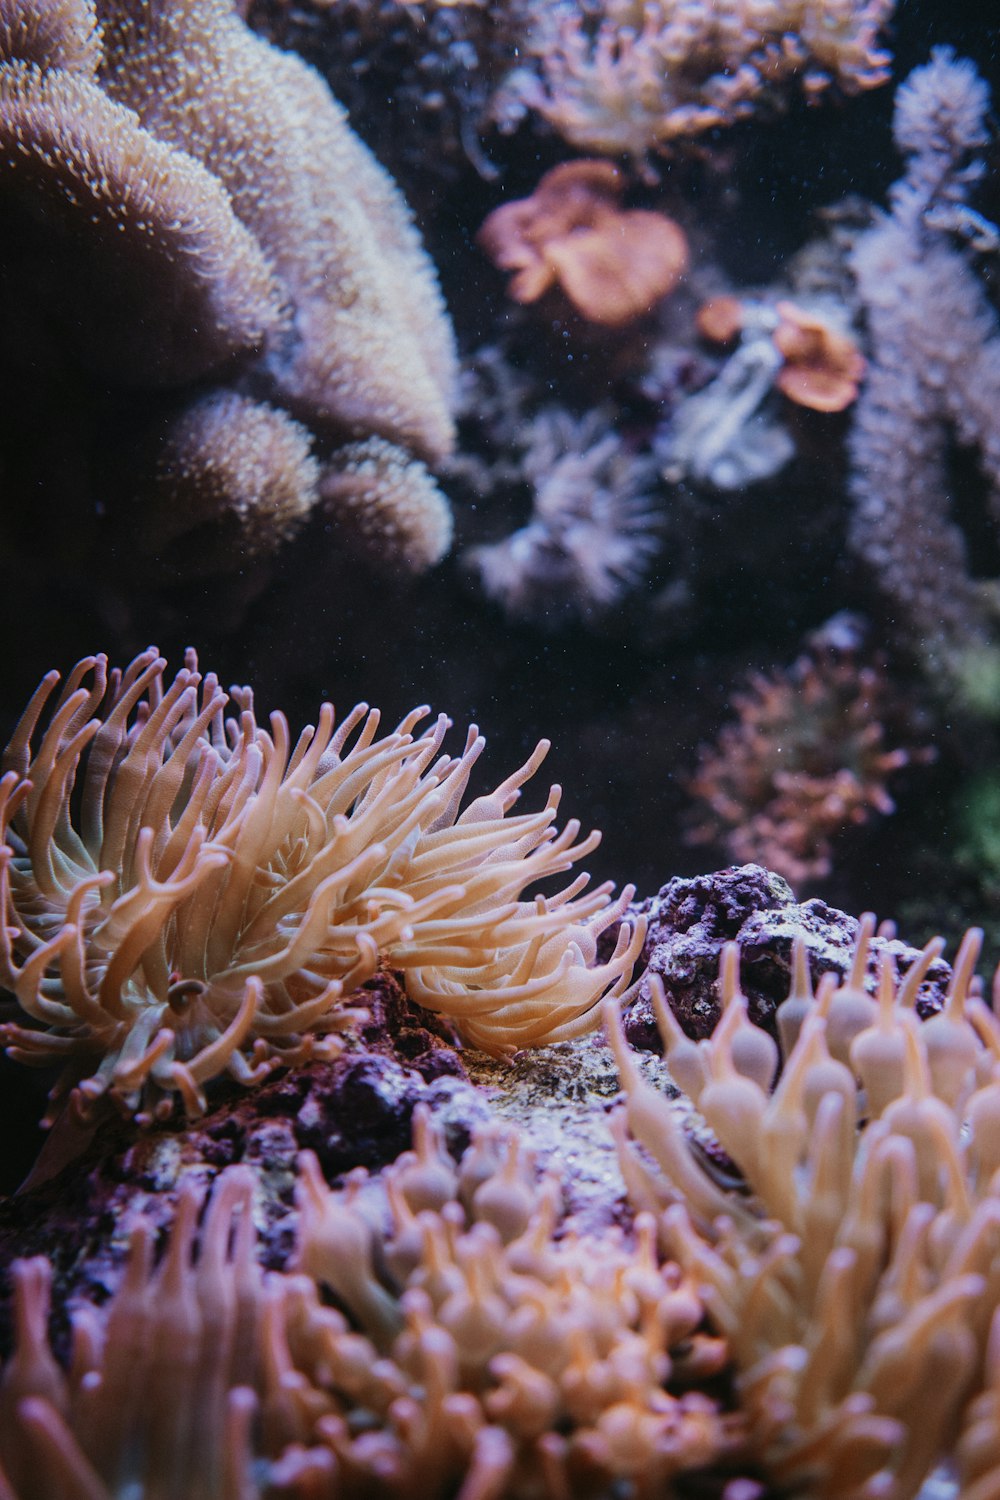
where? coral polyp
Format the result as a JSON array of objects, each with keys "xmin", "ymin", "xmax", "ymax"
[{"xmin": 0, "ymin": 649, "xmax": 642, "ymax": 1122}]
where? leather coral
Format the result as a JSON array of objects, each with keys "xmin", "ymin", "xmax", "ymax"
[{"xmin": 0, "ymin": 0, "xmax": 458, "ymax": 577}]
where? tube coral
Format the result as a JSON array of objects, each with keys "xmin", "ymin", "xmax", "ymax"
[
  {"xmin": 605, "ymin": 919, "xmax": 1000, "ymax": 1499},
  {"xmin": 0, "ymin": 650, "xmax": 642, "ymax": 1124}
]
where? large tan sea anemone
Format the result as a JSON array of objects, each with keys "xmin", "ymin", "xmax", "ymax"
[{"xmin": 0, "ymin": 650, "xmax": 642, "ymax": 1124}]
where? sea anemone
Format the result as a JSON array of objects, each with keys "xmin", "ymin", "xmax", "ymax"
[
  {"xmin": 605, "ymin": 920, "xmax": 1000, "ymax": 1498},
  {"xmin": 464, "ymin": 409, "xmax": 661, "ymax": 626},
  {"xmin": 0, "ymin": 649, "xmax": 642, "ymax": 1123},
  {"xmin": 0, "ymin": 1118, "xmax": 733, "ymax": 1499},
  {"xmin": 685, "ymin": 621, "xmax": 927, "ymax": 889}
]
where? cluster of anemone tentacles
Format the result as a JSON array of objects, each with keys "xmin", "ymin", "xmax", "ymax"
[
  {"xmin": 0, "ymin": 1110, "xmax": 734, "ymax": 1500},
  {"xmin": 0, "ymin": 649, "xmax": 642, "ymax": 1124},
  {"xmin": 605, "ymin": 917, "xmax": 1000, "ymax": 1500},
  {"xmin": 8, "ymin": 913, "xmax": 1000, "ymax": 1498}
]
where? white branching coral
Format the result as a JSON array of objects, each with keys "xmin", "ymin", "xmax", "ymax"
[
  {"xmin": 521, "ymin": 0, "xmax": 894, "ymax": 165},
  {"xmin": 0, "ymin": 649, "xmax": 642, "ymax": 1123},
  {"xmin": 604, "ymin": 918, "xmax": 1000, "ymax": 1499},
  {"xmin": 0, "ymin": 1117, "xmax": 734, "ymax": 1499}
]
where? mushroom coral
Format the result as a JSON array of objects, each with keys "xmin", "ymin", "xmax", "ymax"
[
  {"xmin": 773, "ymin": 300, "xmax": 866, "ymax": 413},
  {"xmin": 0, "ymin": 650, "xmax": 642, "ymax": 1124},
  {"xmin": 605, "ymin": 918, "xmax": 1000, "ymax": 1499},
  {"xmin": 695, "ymin": 296, "xmax": 865, "ymax": 413},
  {"xmin": 477, "ymin": 160, "xmax": 688, "ymax": 326},
  {"xmin": 0, "ymin": 1119, "xmax": 732, "ymax": 1499}
]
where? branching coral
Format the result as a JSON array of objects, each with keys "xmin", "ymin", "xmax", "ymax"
[
  {"xmin": 848, "ymin": 48, "xmax": 1000, "ymax": 690},
  {"xmin": 685, "ymin": 620, "xmax": 929, "ymax": 889},
  {"xmin": 519, "ymin": 0, "xmax": 893, "ymax": 166},
  {"xmin": 605, "ymin": 918, "xmax": 1000, "ymax": 1499},
  {"xmin": 0, "ymin": 1115, "xmax": 734, "ymax": 1499},
  {"xmin": 0, "ymin": 650, "xmax": 642, "ymax": 1123},
  {"xmin": 0, "ymin": 0, "xmax": 458, "ymax": 577},
  {"xmin": 463, "ymin": 409, "xmax": 661, "ymax": 626}
]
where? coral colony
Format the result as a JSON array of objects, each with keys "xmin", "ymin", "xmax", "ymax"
[
  {"xmin": 0, "ymin": 0, "xmax": 457, "ymax": 575},
  {"xmin": 6, "ymin": 2, "xmax": 1000, "ymax": 1500}
]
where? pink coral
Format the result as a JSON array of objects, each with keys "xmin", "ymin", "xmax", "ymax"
[
  {"xmin": 478, "ymin": 159, "xmax": 688, "ymax": 325},
  {"xmin": 685, "ymin": 624, "xmax": 929, "ymax": 889}
]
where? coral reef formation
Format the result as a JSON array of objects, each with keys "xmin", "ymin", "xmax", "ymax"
[
  {"xmin": 848, "ymin": 47, "xmax": 1000, "ymax": 689},
  {"xmin": 0, "ymin": 649, "xmax": 641, "ymax": 1125},
  {"xmin": 3, "ymin": 868, "xmax": 999, "ymax": 1500},
  {"xmin": 625, "ymin": 863, "xmax": 952, "ymax": 1052},
  {"xmin": 478, "ymin": 160, "xmax": 689, "ymax": 326},
  {"xmin": 518, "ymin": 0, "xmax": 894, "ymax": 164},
  {"xmin": 685, "ymin": 620, "xmax": 930, "ymax": 890},
  {"xmin": 0, "ymin": 0, "xmax": 458, "ymax": 578},
  {"xmin": 5, "ymin": 7, "xmax": 1000, "ymax": 1497},
  {"xmin": 606, "ymin": 915, "xmax": 1000, "ymax": 1498}
]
